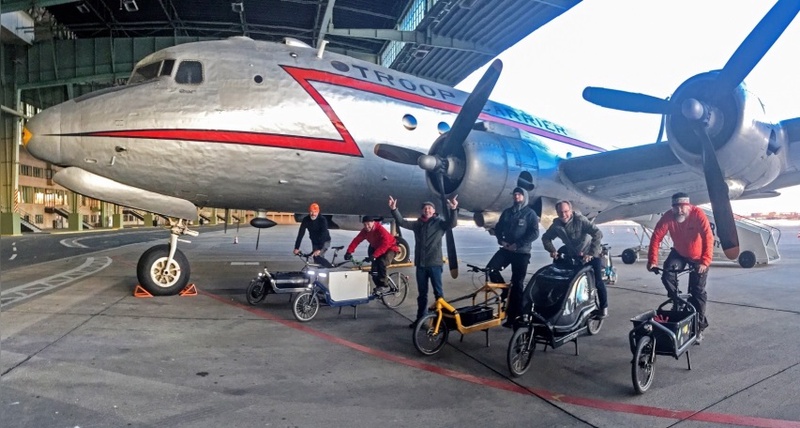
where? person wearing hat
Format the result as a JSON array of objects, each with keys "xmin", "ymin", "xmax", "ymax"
[
  {"xmin": 541, "ymin": 200, "xmax": 608, "ymax": 318},
  {"xmin": 293, "ymin": 202, "xmax": 332, "ymax": 267},
  {"xmin": 345, "ymin": 216, "xmax": 400, "ymax": 294},
  {"xmin": 647, "ymin": 192, "xmax": 714, "ymax": 344},
  {"xmin": 486, "ymin": 186, "xmax": 540, "ymax": 327},
  {"xmin": 389, "ymin": 195, "xmax": 459, "ymax": 328}
]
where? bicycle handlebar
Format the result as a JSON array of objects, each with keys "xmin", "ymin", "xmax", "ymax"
[
  {"xmin": 466, "ymin": 264, "xmax": 501, "ymax": 274},
  {"xmin": 650, "ymin": 265, "xmax": 696, "ymax": 275}
]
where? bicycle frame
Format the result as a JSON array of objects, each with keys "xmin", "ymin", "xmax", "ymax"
[{"xmin": 428, "ymin": 281, "xmax": 507, "ymax": 336}]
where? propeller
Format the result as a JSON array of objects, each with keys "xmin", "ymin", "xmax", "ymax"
[
  {"xmin": 581, "ymin": 0, "xmax": 800, "ymax": 260},
  {"xmin": 684, "ymin": 100, "xmax": 740, "ymax": 259},
  {"xmin": 375, "ymin": 59, "xmax": 503, "ymax": 277},
  {"xmin": 582, "ymin": 87, "xmax": 674, "ymax": 115}
]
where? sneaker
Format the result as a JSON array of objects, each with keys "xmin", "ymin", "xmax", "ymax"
[
  {"xmin": 373, "ymin": 286, "xmax": 389, "ymax": 295},
  {"xmin": 595, "ymin": 307, "xmax": 608, "ymax": 319},
  {"xmin": 694, "ymin": 332, "xmax": 704, "ymax": 345}
]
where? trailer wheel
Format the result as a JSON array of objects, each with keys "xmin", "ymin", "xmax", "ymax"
[
  {"xmin": 621, "ymin": 248, "xmax": 638, "ymax": 265},
  {"xmin": 738, "ymin": 250, "xmax": 756, "ymax": 269}
]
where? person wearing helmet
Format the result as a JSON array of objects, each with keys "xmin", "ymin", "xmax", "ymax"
[
  {"xmin": 345, "ymin": 216, "xmax": 400, "ymax": 294},
  {"xmin": 293, "ymin": 202, "xmax": 332, "ymax": 267}
]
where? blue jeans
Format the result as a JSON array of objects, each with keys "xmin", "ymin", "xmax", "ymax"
[{"xmin": 415, "ymin": 266, "xmax": 444, "ymax": 320}]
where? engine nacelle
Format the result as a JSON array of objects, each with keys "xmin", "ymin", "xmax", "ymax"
[
  {"xmin": 667, "ymin": 72, "xmax": 784, "ymax": 191},
  {"xmin": 437, "ymin": 131, "xmax": 540, "ymax": 213}
]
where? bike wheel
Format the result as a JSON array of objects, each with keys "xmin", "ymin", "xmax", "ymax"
[
  {"xmin": 632, "ymin": 335, "xmax": 655, "ymax": 394},
  {"xmin": 507, "ymin": 327, "xmax": 535, "ymax": 377},
  {"xmin": 382, "ymin": 272, "xmax": 409, "ymax": 308},
  {"xmin": 292, "ymin": 291, "xmax": 319, "ymax": 322},
  {"xmin": 245, "ymin": 278, "xmax": 268, "ymax": 305},
  {"xmin": 413, "ymin": 313, "xmax": 448, "ymax": 355},
  {"xmin": 587, "ymin": 289, "xmax": 603, "ymax": 335}
]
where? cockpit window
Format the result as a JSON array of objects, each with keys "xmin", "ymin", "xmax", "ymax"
[
  {"xmin": 161, "ymin": 59, "xmax": 175, "ymax": 77},
  {"xmin": 175, "ymin": 61, "xmax": 204, "ymax": 85},
  {"xmin": 129, "ymin": 61, "xmax": 162, "ymax": 84}
]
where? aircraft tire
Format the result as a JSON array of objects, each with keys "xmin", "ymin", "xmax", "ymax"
[
  {"xmin": 393, "ymin": 236, "xmax": 410, "ymax": 264},
  {"xmin": 136, "ymin": 244, "xmax": 191, "ymax": 296},
  {"xmin": 738, "ymin": 250, "xmax": 756, "ymax": 269},
  {"xmin": 621, "ymin": 248, "xmax": 638, "ymax": 265}
]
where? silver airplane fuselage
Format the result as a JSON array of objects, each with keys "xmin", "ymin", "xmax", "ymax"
[{"xmin": 24, "ymin": 36, "xmax": 605, "ymax": 220}]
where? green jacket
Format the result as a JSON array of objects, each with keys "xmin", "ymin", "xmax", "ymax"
[
  {"xmin": 391, "ymin": 208, "xmax": 456, "ymax": 267},
  {"xmin": 542, "ymin": 212, "xmax": 603, "ymax": 257}
]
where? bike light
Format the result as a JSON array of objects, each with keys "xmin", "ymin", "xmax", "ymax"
[
  {"xmin": 306, "ymin": 270, "xmax": 316, "ymax": 276},
  {"xmin": 318, "ymin": 272, "xmax": 328, "ymax": 278}
]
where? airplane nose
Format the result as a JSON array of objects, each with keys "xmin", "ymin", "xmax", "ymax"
[{"xmin": 23, "ymin": 104, "xmax": 63, "ymax": 165}]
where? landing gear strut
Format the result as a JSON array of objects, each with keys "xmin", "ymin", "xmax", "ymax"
[{"xmin": 136, "ymin": 219, "xmax": 198, "ymax": 296}]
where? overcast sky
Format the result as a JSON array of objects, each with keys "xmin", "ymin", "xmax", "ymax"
[{"xmin": 456, "ymin": 0, "xmax": 800, "ymax": 215}]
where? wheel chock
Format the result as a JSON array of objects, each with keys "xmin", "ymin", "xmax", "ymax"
[
  {"xmin": 179, "ymin": 283, "xmax": 198, "ymax": 296},
  {"xmin": 133, "ymin": 285, "xmax": 153, "ymax": 298}
]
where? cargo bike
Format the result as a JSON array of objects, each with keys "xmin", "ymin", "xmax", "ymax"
[
  {"xmin": 290, "ymin": 256, "xmax": 409, "ymax": 322},
  {"xmin": 412, "ymin": 264, "xmax": 508, "ymax": 356},
  {"xmin": 245, "ymin": 248, "xmax": 345, "ymax": 306},
  {"xmin": 629, "ymin": 266, "xmax": 699, "ymax": 394},
  {"xmin": 506, "ymin": 255, "xmax": 604, "ymax": 377}
]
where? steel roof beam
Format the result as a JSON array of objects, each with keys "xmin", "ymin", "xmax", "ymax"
[
  {"xmin": 327, "ymin": 28, "xmax": 492, "ymax": 55},
  {"xmin": 0, "ymin": 0, "xmax": 77, "ymax": 14}
]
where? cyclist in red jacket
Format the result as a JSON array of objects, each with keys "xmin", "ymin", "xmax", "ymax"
[
  {"xmin": 345, "ymin": 216, "xmax": 400, "ymax": 294},
  {"xmin": 647, "ymin": 192, "xmax": 714, "ymax": 344}
]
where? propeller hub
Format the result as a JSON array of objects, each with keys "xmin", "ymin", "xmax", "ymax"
[
  {"xmin": 418, "ymin": 155, "xmax": 440, "ymax": 172},
  {"xmin": 681, "ymin": 98, "xmax": 706, "ymax": 121}
]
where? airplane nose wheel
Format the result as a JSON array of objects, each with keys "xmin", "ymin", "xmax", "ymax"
[{"xmin": 136, "ymin": 244, "xmax": 191, "ymax": 296}]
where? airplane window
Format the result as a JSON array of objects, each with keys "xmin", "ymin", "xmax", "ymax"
[
  {"xmin": 129, "ymin": 62, "xmax": 162, "ymax": 84},
  {"xmin": 161, "ymin": 59, "xmax": 175, "ymax": 77},
  {"xmin": 437, "ymin": 122, "xmax": 450, "ymax": 134},
  {"xmin": 402, "ymin": 114, "xmax": 417, "ymax": 130},
  {"xmin": 254, "ymin": 75, "xmax": 263, "ymax": 84},
  {"xmin": 175, "ymin": 61, "xmax": 204, "ymax": 85}
]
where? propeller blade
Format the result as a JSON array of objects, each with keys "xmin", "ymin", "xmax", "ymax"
[
  {"xmin": 373, "ymin": 144, "xmax": 426, "ymax": 166},
  {"xmin": 436, "ymin": 173, "xmax": 459, "ymax": 278},
  {"xmin": 582, "ymin": 87, "xmax": 674, "ymax": 114},
  {"xmin": 440, "ymin": 59, "xmax": 503, "ymax": 155},
  {"xmin": 696, "ymin": 126, "xmax": 740, "ymax": 259},
  {"xmin": 714, "ymin": 0, "xmax": 800, "ymax": 96}
]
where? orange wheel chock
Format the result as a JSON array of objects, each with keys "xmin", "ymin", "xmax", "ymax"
[
  {"xmin": 179, "ymin": 283, "xmax": 198, "ymax": 296},
  {"xmin": 133, "ymin": 285, "xmax": 153, "ymax": 298}
]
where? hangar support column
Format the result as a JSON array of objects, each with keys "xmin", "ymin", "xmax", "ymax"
[{"xmin": 1, "ymin": 42, "xmax": 22, "ymax": 235}]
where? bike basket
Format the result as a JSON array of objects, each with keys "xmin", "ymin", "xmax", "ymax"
[
  {"xmin": 444, "ymin": 305, "xmax": 494, "ymax": 328},
  {"xmin": 653, "ymin": 309, "xmax": 696, "ymax": 351}
]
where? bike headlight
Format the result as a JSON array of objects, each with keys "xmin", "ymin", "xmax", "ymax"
[
  {"xmin": 318, "ymin": 272, "xmax": 327, "ymax": 278},
  {"xmin": 306, "ymin": 270, "xmax": 315, "ymax": 276}
]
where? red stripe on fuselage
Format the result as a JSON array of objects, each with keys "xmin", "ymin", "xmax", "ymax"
[
  {"xmin": 76, "ymin": 64, "xmax": 602, "ymax": 156},
  {"xmin": 282, "ymin": 65, "xmax": 604, "ymax": 153},
  {"xmin": 84, "ymin": 129, "xmax": 362, "ymax": 156}
]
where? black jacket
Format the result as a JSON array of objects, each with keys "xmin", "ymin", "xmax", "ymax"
[
  {"xmin": 391, "ymin": 208, "xmax": 456, "ymax": 267},
  {"xmin": 495, "ymin": 189, "xmax": 540, "ymax": 254},
  {"xmin": 294, "ymin": 215, "xmax": 331, "ymax": 251}
]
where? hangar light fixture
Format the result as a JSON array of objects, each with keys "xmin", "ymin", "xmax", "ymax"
[{"xmin": 122, "ymin": 0, "xmax": 139, "ymax": 12}]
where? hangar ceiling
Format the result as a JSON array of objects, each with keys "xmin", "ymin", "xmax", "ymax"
[{"xmin": 4, "ymin": 0, "xmax": 580, "ymax": 86}]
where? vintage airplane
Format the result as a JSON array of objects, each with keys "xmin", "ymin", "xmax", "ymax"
[{"xmin": 22, "ymin": 0, "xmax": 800, "ymax": 296}]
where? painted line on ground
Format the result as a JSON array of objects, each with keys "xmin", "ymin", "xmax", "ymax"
[
  {"xmin": 204, "ymin": 291, "xmax": 800, "ymax": 428},
  {"xmin": 1, "ymin": 257, "xmax": 112, "ymax": 307}
]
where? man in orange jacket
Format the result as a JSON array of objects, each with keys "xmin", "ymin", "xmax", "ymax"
[{"xmin": 647, "ymin": 192, "xmax": 714, "ymax": 343}]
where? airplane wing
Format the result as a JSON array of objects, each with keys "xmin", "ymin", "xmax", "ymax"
[{"xmin": 559, "ymin": 142, "xmax": 712, "ymax": 223}]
